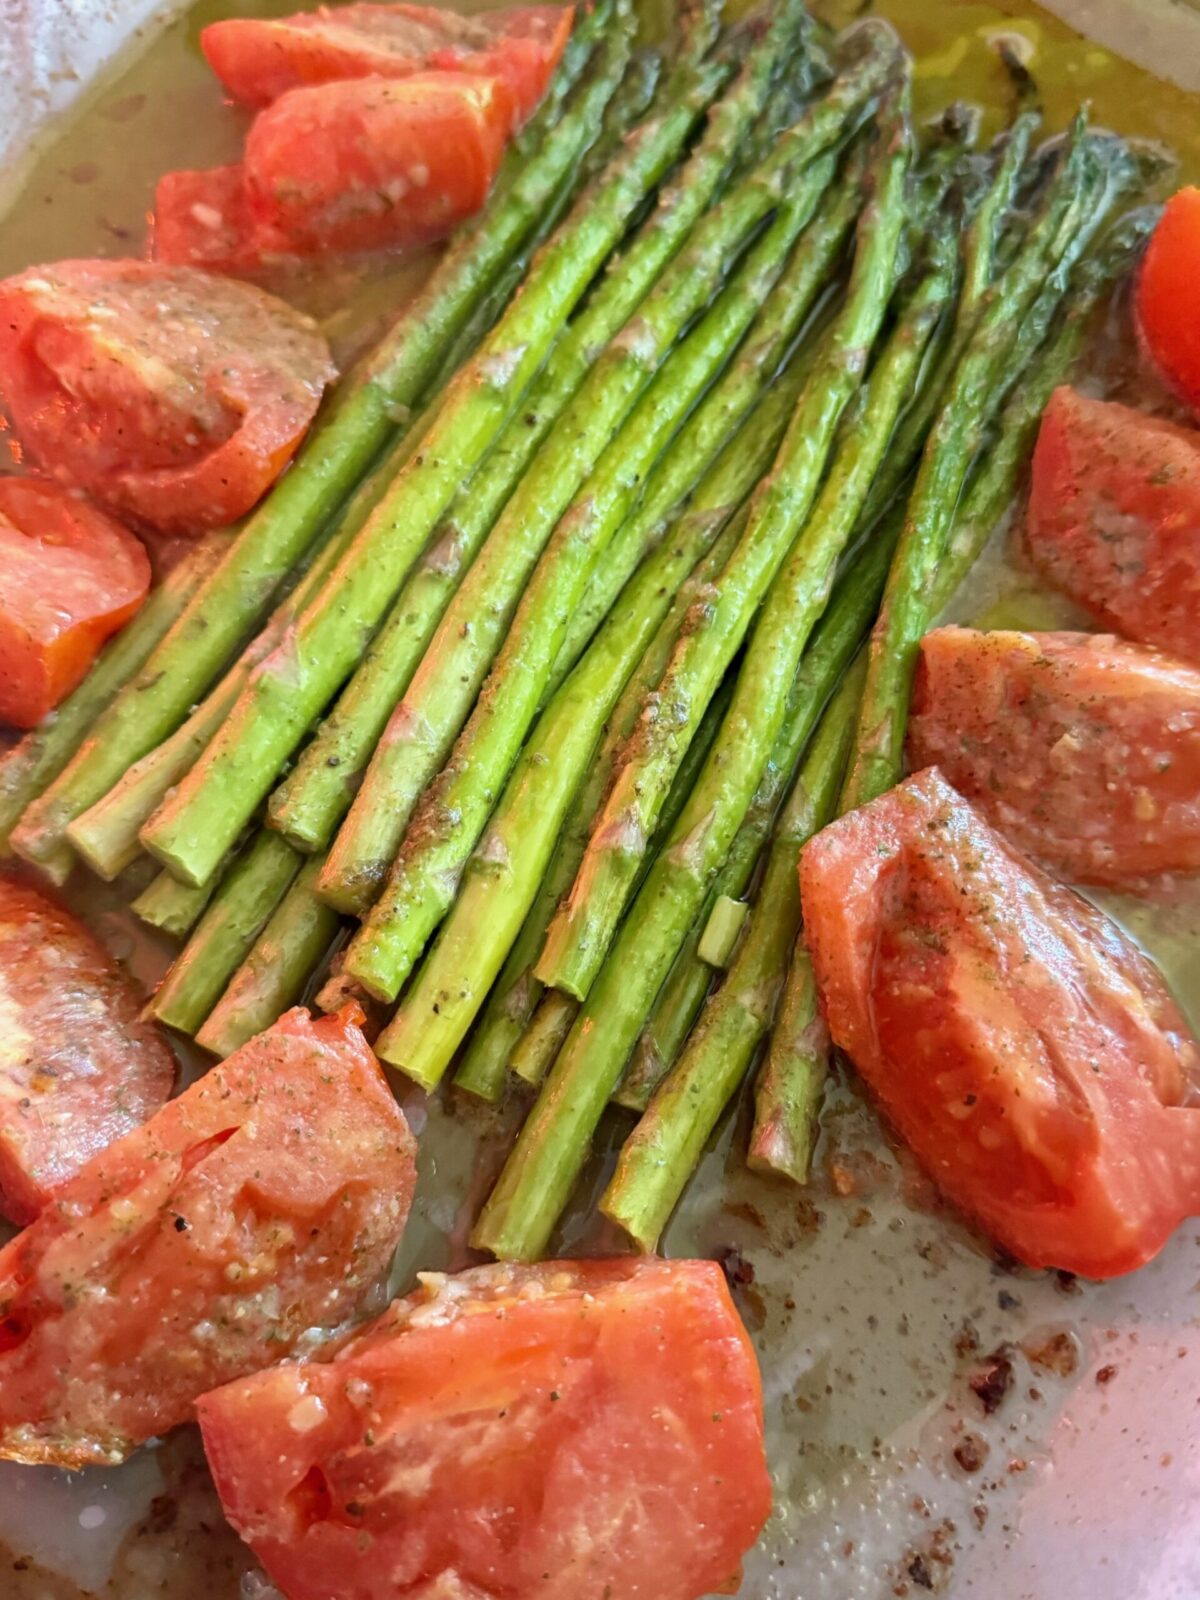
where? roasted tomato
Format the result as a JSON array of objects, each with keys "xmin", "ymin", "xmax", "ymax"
[
  {"xmin": 1026, "ymin": 386, "xmax": 1200, "ymax": 665},
  {"xmin": 0, "ymin": 875, "xmax": 175, "ymax": 1225},
  {"xmin": 152, "ymin": 164, "xmax": 263, "ymax": 275},
  {"xmin": 241, "ymin": 73, "xmax": 515, "ymax": 258},
  {"xmin": 202, "ymin": 3, "xmax": 573, "ymax": 124},
  {"xmin": 1136, "ymin": 186, "xmax": 1200, "ymax": 412},
  {"xmin": 197, "ymin": 1258, "xmax": 771, "ymax": 1600},
  {"xmin": 0, "ymin": 1005, "xmax": 415, "ymax": 1467},
  {"xmin": 908, "ymin": 627, "xmax": 1200, "ymax": 885},
  {"xmin": 0, "ymin": 477, "xmax": 150, "ymax": 727},
  {"xmin": 800, "ymin": 768, "xmax": 1200, "ymax": 1280},
  {"xmin": 0, "ymin": 260, "xmax": 335, "ymax": 534}
]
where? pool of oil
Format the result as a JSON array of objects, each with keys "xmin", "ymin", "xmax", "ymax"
[{"xmin": 1, "ymin": 3, "xmax": 1199, "ymax": 1598}]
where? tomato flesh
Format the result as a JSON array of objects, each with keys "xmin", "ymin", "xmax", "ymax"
[
  {"xmin": 0, "ymin": 260, "xmax": 335, "ymax": 535},
  {"xmin": 0, "ymin": 477, "xmax": 150, "ymax": 727},
  {"xmin": 1026, "ymin": 385, "xmax": 1200, "ymax": 665},
  {"xmin": 800, "ymin": 768, "xmax": 1200, "ymax": 1279},
  {"xmin": 152, "ymin": 164, "xmax": 263, "ymax": 275},
  {"xmin": 1136, "ymin": 186, "xmax": 1200, "ymax": 412},
  {"xmin": 197, "ymin": 1257, "xmax": 771, "ymax": 1600},
  {"xmin": 0, "ymin": 1005, "xmax": 415, "ymax": 1467},
  {"xmin": 908, "ymin": 627, "xmax": 1200, "ymax": 885},
  {"xmin": 244, "ymin": 73, "xmax": 515, "ymax": 258},
  {"xmin": 202, "ymin": 3, "xmax": 574, "ymax": 123},
  {"xmin": 0, "ymin": 874, "xmax": 175, "ymax": 1224}
]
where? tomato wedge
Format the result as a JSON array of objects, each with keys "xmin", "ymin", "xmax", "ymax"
[
  {"xmin": 800, "ymin": 768, "xmax": 1200, "ymax": 1280},
  {"xmin": 1026, "ymin": 385, "xmax": 1200, "ymax": 665},
  {"xmin": 0, "ymin": 477, "xmax": 150, "ymax": 728},
  {"xmin": 908, "ymin": 627, "xmax": 1200, "ymax": 885},
  {"xmin": 152, "ymin": 164, "xmax": 263, "ymax": 275},
  {"xmin": 202, "ymin": 3, "xmax": 573, "ymax": 124},
  {"xmin": 0, "ymin": 260, "xmax": 335, "ymax": 535},
  {"xmin": 0, "ymin": 1005, "xmax": 415, "ymax": 1467},
  {"xmin": 0, "ymin": 875, "xmax": 175, "ymax": 1225},
  {"xmin": 197, "ymin": 1258, "xmax": 771, "ymax": 1600},
  {"xmin": 241, "ymin": 73, "xmax": 515, "ymax": 258},
  {"xmin": 1135, "ymin": 186, "xmax": 1200, "ymax": 412}
]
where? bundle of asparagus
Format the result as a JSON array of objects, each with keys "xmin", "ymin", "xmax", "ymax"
[{"xmin": 0, "ymin": 0, "xmax": 1167, "ymax": 1264}]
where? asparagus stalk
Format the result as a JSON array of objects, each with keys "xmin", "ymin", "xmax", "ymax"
[
  {"xmin": 473, "ymin": 89, "xmax": 919, "ymax": 1263},
  {"xmin": 11, "ymin": 8, "xmax": 631, "ymax": 877},
  {"xmin": 603, "ymin": 653, "xmax": 868, "ymax": 1249},
  {"xmin": 132, "ymin": 862, "xmax": 225, "ymax": 939},
  {"xmin": 451, "ymin": 510, "xmax": 751, "ymax": 1102},
  {"xmin": 611, "ymin": 501, "xmax": 900, "ymax": 1113},
  {"xmin": 268, "ymin": 5, "xmax": 810, "ymax": 862},
  {"xmin": 537, "ymin": 97, "xmax": 919, "ymax": 1004},
  {"xmin": 149, "ymin": 832, "xmax": 302, "ymax": 1034},
  {"xmin": 342, "ymin": 145, "xmax": 850, "ymax": 1007},
  {"xmin": 748, "ymin": 208, "xmax": 1157, "ymax": 1182},
  {"xmin": 316, "ymin": 21, "xmax": 894, "ymax": 913},
  {"xmin": 0, "ymin": 533, "xmax": 229, "ymax": 878},
  {"xmin": 195, "ymin": 857, "xmax": 342, "ymax": 1058}
]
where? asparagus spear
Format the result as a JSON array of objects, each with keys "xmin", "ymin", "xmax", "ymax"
[
  {"xmin": 602, "ymin": 653, "xmax": 868, "ymax": 1250},
  {"xmin": 505, "ymin": 667, "xmax": 736, "ymax": 1090},
  {"xmin": 342, "ymin": 143, "xmax": 847, "ymax": 1006},
  {"xmin": 149, "ymin": 832, "xmax": 302, "ymax": 1034},
  {"xmin": 0, "ymin": 533, "xmax": 229, "ymax": 878},
  {"xmin": 316, "ymin": 22, "xmax": 894, "ymax": 913},
  {"xmin": 132, "ymin": 862, "xmax": 225, "ymax": 940},
  {"xmin": 268, "ymin": 4, "xmax": 811, "ymax": 861},
  {"xmin": 195, "ymin": 857, "xmax": 342, "ymax": 1058},
  {"xmin": 537, "ymin": 97, "xmax": 920, "ymax": 1003},
  {"xmin": 749, "ymin": 208, "xmax": 1158, "ymax": 1182},
  {"xmin": 473, "ymin": 88, "xmax": 919, "ymax": 1263},
  {"xmin": 10, "ymin": 8, "xmax": 631, "ymax": 877}
]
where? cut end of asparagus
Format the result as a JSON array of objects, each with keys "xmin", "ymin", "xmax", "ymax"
[{"xmin": 697, "ymin": 894, "xmax": 749, "ymax": 967}]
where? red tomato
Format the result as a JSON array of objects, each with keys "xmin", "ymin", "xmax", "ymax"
[
  {"xmin": 0, "ymin": 1005, "xmax": 415, "ymax": 1467},
  {"xmin": 0, "ymin": 875, "xmax": 175, "ymax": 1225},
  {"xmin": 0, "ymin": 260, "xmax": 335, "ymax": 535},
  {"xmin": 242, "ymin": 73, "xmax": 514, "ymax": 258},
  {"xmin": 197, "ymin": 1258, "xmax": 771, "ymax": 1600},
  {"xmin": 152, "ymin": 164, "xmax": 263, "ymax": 275},
  {"xmin": 800, "ymin": 768, "xmax": 1200, "ymax": 1279},
  {"xmin": 202, "ymin": 3, "xmax": 573, "ymax": 124},
  {"xmin": 0, "ymin": 478, "xmax": 150, "ymax": 727},
  {"xmin": 908, "ymin": 627, "xmax": 1200, "ymax": 886},
  {"xmin": 1026, "ymin": 386, "xmax": 1200, "ymax": 665},
  {"xmin": 1136, "ymin": 186, "xmax": 1200, "ymax": 412}
]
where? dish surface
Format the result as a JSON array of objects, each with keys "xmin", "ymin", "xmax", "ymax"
[{"xmin": 0, "ymin": 3, "xmax": 1198, "ymax": 1597}]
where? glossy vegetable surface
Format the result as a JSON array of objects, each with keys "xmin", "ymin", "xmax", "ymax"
[
  {"xmin": 203, "ymin": 3, "xmax": 573, "ymax": 123},
  {"xmin": 908, "ymin": 627, "xmax": 1200, "ymax": 884},
  {"xmin": 0, "ymin": 260, "xmax": 335, "ymax": 534},
  {"xmin": 1136, "ymin": 185, "xmax": 1200, "ymax": 411},
  {"xmin": 800, "ymin": 767, "xmax": 1200, "ymax": 1279},
  {"xmin": 1027, "ymin": 386, "xmax": 1200, "ymax": 664},
  {"xmin": 0, "ymin": 1005, "xmax": 415, "ymax": 1468},
  {"xmin": 0, "ymin": 478, "xmax": 150, "ymax": 728},
  {"xmin": 0, "ymin": 874, "xmax": 175, "ymax": 1224},
  {"xmin": 198, "ymin": 1257, "xmax": 770, "ymax": 1600}
]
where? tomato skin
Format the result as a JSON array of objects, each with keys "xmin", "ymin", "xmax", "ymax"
[
  {"xmin": 152, "ymin": 164, "xmax": 263, "ymax": 275},
  {"xmin": 0, "ymin": 260, "xmax": 335, "ymax": 535},
  {"xmin": 800, "ymin": 769, "xmax": 1200, "ymax": 1280},
  {"xmin": 1026, "ymin": 386, "xmax": 1200, "ymax": 665},
  {"xmin": 197, "ymin": 1258, "xmax": 771, "ymax": 1600},
  {"xmin": 243, "ymin": 73, "xmax": 514, "ymax": 258},
  {"xmin": 1136, "ymin": 186, "xmax": 1200, "ymax": 412},
  {"xmin": 0, "ymin": 478, "xmax": 150, "ymax": 727},
  {"xmin": 202, "ymin": 3, "xmax": 573, "ymax": 124},
  {"xmin": 0, "ymin": 1005, "xmax": 415, "ymax": 1468},
  {"xmin": 908, "ymin": 627, "xmax": 1200, "ymax": 885},
  {"xmin": 0, "ymin": 875, "xmax": 175, "ymax": 1225}
]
